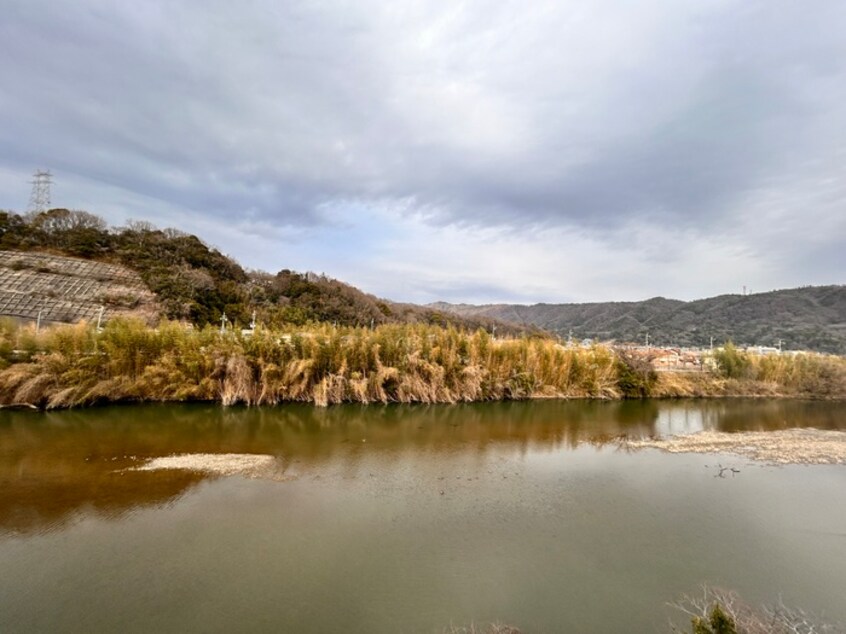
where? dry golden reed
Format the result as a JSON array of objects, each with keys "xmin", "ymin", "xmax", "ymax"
[{"xmin": 0, "ymin": 318, "xmax": 843, "ymax": 409}]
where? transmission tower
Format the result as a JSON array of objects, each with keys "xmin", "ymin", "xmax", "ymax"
[{"xmin": 28, "ymin": 169, "xmax": 52, "ymax": 213}]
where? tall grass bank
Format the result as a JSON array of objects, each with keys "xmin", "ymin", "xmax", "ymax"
[{"xmin": 0, "ymin": 319, "xmax": 843, "ymax": 409}]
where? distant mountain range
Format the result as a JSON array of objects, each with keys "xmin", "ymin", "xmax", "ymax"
[
  {"xmin": 430, "ymin": 285, "xmax": 846, "ymax": 354},
  {"xmin": 2, "ymin": 210, "xmax": 842, "ymax": 353}
]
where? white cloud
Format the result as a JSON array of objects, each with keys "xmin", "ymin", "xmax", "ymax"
[{"xmin": 1, "ymin": 0, "xmax": 844, "ymax": 303}]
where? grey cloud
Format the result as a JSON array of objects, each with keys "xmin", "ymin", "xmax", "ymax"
[
  {"xmin": 1, "ymin": 1, "xmax": 375, "ymax": 222},
  {"xmin": 381, "ymin": 9, "xmax": 845, "ymax": 232},
  {"xmin": 1, "ymin": 0, "xmax": 844, "ymax": 245}
]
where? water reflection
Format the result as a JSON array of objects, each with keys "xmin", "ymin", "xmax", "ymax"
[
  {"xmin": 654, "ymin": 399, "xmax": 846, "ymax": 436},
  {"xmin": 1, "ymin": 399, "xmax": 843, "ymax": 534}
]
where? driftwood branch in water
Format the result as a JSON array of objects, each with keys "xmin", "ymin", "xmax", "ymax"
[{"xmin": 714, "ymin": 463, "xmax": 741, "ymax": 478}]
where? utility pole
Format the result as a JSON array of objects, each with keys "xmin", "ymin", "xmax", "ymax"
[
  {"xmin": 645, "ymin": 332, "xmax": 650, "ymax": 348},
  {"xmin": 777, "ymin": 339, "xmax": 783, "ymax": 354},
  {"xmin": 710, "ymin": 336, "xmax": 714, "ymax": 351},
  {"xmin": 28, "ymin": 169, "xmax": 52, "ymax": 213},
  {"xmin": 96, "ymin": 305, "xmax": 105, "ymax": 331},
  {"xmin": 220, "ymin": 312, "xmax": 227, "ymax": 334}
]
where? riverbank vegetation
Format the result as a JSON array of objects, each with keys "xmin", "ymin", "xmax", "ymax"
[
  {"xmin": 671, "ymin": 586, "xmax": 840, "ymax": 633},
  {"xmin": 0, "ymin": 318, "xmax": 617, "ymax": 408},
  {"xmin": 443, "ymin": 625, "xmax": 520, "ymax": 634},
  {"xmin": 653, "ymin": 342, "xmax": 846, "ymax": 399},
  {"xmin": 0, "ymin": 319, "xmax": 843, "ymax": 409}
]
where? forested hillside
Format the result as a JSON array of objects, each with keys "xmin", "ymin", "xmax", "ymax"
[
  {"xmin": 432, "ymin": 286, "xmax": 846, "ymax": 353},
  {"xmin": 3, "ymin": 209, "xmax": 840, "ymax": 351},
  {"xmin": 0, "ymin": 209, "xmax": 521, "ymax": 333}
]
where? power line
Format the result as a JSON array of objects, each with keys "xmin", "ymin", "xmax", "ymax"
[{"xmin": 28, "ymin": 169, "xmax": 52, "ymax": 213}]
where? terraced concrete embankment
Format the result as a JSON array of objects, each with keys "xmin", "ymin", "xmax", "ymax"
[{"xmin": 0, "ymin": 251, "xmax": 158, "ymax": 324}]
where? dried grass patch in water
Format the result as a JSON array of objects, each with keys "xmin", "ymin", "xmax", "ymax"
[
  {"xmin": 443, "ymin": 624, "xmax": 521, "ymax": 634},
  {"xmin": 132, "ymin": 453, "xmax": 289, "ymax": 479},
  {"xmin": 627, "ymin": 429, "xmax": 846, "ymax": 465}
]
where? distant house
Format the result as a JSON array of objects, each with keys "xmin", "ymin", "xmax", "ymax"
[{"xmin": 650, "ymin": 349, "xmax": 680, "ymax": 369}]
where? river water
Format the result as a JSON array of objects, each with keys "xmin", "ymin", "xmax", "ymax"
[{"xmin": 1, "ymin": 400, "xmax": 845, "ymax": 633}]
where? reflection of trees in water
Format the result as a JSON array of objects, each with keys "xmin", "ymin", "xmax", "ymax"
[
  {"xmin": 8, "ymin": 400, "xmax": 665, "ymax": 456},
  {"xmin": 0, "ymin": 466, "xmax": 203, "ymax": 536},
  {"xmin": 0, "ymin": 401, "xmax": 661, "ymax": 534},
  {"xmin": 702, "ymin": 400, "xmax": 846, "ymax": 432},
  {"xmin": 650, "ymin": 400, "xmax": 846, "ymax": 437},
  {"xmin": 1, "ymin": 400, "xmax": 843, "ymax": 534}
]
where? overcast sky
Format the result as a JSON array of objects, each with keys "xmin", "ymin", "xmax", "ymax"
[{"xmin": 1, "ymin": 1, "xmax": 844, "ymax": 304}]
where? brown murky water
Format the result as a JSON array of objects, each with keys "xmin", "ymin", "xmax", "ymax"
[{"xmin": 1, "ymin": 400, "xmax": 845, "ymax": 632}]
